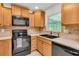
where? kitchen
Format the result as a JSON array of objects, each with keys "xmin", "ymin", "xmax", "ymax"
[{"xmin": 0, "ymin": 3, "xmax": 79, "ymax": 56}]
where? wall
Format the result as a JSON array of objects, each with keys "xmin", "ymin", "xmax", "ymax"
[
  {"xmin": 45, "ymin": 3, "xmax": 61, "ymax": 31},
  {"xmin": 61, "ymin": 25, "xmax": 79, "ymax": 41}
]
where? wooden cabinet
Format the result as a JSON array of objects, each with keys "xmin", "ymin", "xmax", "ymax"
[
  {"xmin": 42, "ymin": 38, "xmax": 52, "ymax": 56},
  {"xmin": 3, "ymin": 8, "xmax": 12, "ymax": 27},
  {"xmin": 12, "ymin": 4, "xmax": 29, "ymax": 18},
  {"xmin": 37, "ymin": 36, "xmax": 52, "ymax": 56},
  {"xmin": 37, "ymin": 37, "xmax": 43, "ymax": 54},
  {"xmin": 29, "ymin": 13, "xmax": 35, "ymax": 27},
  {"xmin": 0, "ymin": 39, "xmax": 12, "ymax": 56},
  {"xmin": 0, "ymin": 6, "xmax": 3, "ymax": 27},
  {"xmin": 12, "ymin": 5, "xmax": 21, "ymax": 16},
  {"xmin": 4, "ymin": 39, "xmax": 12, "ymax": 56},
  {"xmin": 0, "ymin": 6, "xmax": 11, "ymax": 27},
  {"xmin": 0, "ymin": 3, "xmax": 2, "ymax": 6},
  {"xmin": 34, "ymin": 10, "xmax": 45, "ymax": 27},
  {"xmin": 62, "ymin": 4, "xmax": 79, "ymax": 25},
  {"xmin": 0, "ymin": 40, "xmax": 4, "ymax": 56},
  {"xmin": 21, "ymin": 8, "xmax": 29, "ymax": 18},
  {"xmin": 31, "ymin": 36, "xmax": 37, "ymax": 51}
]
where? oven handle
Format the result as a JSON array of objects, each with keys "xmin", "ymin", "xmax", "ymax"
[{"xmin": 63, "ymin": 48, "xmax": 79, "ymax": 55}]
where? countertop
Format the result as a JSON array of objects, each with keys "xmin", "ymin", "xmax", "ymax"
[
  {"xmin": 0, "ymin": 36, "xmax": 12, "ymax": 40},
  {"xmin": 38, "ymin": 36, "xmax": 79, "ymax": 51}
]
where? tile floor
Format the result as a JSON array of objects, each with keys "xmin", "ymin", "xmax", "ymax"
[{"xmin": 27, "ymin": 51, "xmax": 42, "ymax": 56}]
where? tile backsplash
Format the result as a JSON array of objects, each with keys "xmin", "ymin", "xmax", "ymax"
[
  {"xmin": 0, "ymin": 28, "xmax": 12, "ymax": 36},
  {"xmin": 61, "ymin": 25, "xmax": 79, "ymax": 41},
  {"xmin": 28, "ymin": 28, "xmax": 51, "ymax": 35}
]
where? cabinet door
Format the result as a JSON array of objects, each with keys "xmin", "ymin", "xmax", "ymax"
[
  {"xmin": 34, "ymin": 11, "xmax": 40, "ymax": 27},
  {"xmin": 41, "ymin": 12, "xmax": 45, "ymax": 27},
  {"xmin": 31, "ymin": 36, "xmax": 37, "ymax": 51},
  {"xmin": 0, "ymin": 41, "xmax": 4, "ymax": 56},
  {"xmin": 0, "ymin": 3, "xmax": 2, "ymax": 6},
  {"xmin": 0, "ymin": 6, "xmax": 3, "ymax": 27},
  {"xmin": 37, "ymin": 37, "xmax": 43, "ymax": 54},
  {"xmin": 12, "ymin": 5, "xmax": 21, "ymax": 16},
  {"xmin": 42, "ymin": 42, "xmax": 52, "ymax": 56},
  {"xmin": 34, "ymin": 11, "xmax": 45, "ymax": 27},
  {"xmin": 21, "ymin": 8, "xmax": 29, "ymax": 18},
  {"xmin": 29, "ymin": 13, "xmax": 35, "ymax": 27},
  {"xmin": 0, "ymin": 40, "xmax": 12, "ymax": 56},
  {"xmin": 4, "ymin": 39, "xmax": 12, "ymax": 56},
  {"xmin": 3, "ymin": 8, "xmax": 12, "ymax": 27},
  {"xmin": 42, "ymin": 39, "xmax": 52, "ymax": 56},
  {"xmin": 62, "ymin": 4, "xmax": 79, "ymax": 25}
]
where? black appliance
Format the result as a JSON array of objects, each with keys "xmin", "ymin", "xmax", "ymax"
[
  {"xmin": 12, "ymin": 16, "xmax": 29, "ymax": 26},
  {"xmin": 12, "ymin": 30, "xmax": 31, "ymax": 56},
  {"xmin": 53, "ymin": 42, "xmax": 79, "ymax": 56}
]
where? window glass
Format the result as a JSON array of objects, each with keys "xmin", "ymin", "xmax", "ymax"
[{"xmin": 48, "ymin": 13, "xmax": 61, "ymax": 32}]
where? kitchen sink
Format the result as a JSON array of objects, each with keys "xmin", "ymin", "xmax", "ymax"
[{"xmin": 40, "ymin": 34, "xmax": 58, "ymax": 39}]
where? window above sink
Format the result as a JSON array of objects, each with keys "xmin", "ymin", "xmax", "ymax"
[{"xmin": 48, "ymin": 13, "xmax": 61, "ymax": 32}]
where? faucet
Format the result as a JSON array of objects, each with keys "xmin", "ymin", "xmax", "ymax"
[{"xmin": 50, "ymin": 31, "xmax": 60, "ymax": 37}]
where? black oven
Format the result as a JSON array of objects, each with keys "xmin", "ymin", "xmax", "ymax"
[
  {"xmin": 12, "ymin": 30, "xmax": 31, "ymax": 56},
  {"xmin": 12, "ymin": 16, "xmax": 29, "ymax": 26}
]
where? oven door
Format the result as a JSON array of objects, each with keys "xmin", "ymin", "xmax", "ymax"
[{"xmin": 12, "ymin": 36, "xmax": 31, "ymax": 56}]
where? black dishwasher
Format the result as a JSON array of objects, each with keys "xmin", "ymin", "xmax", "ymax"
[{"xmin": 53, "ymin": 43, "xmax": 79, "ymax": 56}]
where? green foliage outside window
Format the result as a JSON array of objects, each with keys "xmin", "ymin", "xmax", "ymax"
[{"xmin": 48, "ymin": 13, "xmax": 61, "ymax": 32}]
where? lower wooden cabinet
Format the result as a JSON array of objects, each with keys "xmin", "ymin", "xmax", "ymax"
[
  {"xmin": 42, "ymin": 42, "xmax": 52, "ymax": 56},
  {"xmin": 31, "ymin": 36, "xmax": 37, "ymax": 51},
  {"xmin": 37, "ymin": 36, "xmax": 52, "ymax": 56},
  {"xmin": 37, "ymin": 37, "xmax": 43, "ymax": 54},
  {"xmin": 0, "ymin": 41, "xmax": 4, "ymax": 56},
  {"xmin": 0, "ymin": 39, "xmax": 12, "ymax": 56}
]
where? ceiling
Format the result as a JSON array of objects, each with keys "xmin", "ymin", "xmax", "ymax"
[{"xmin": 16, "ymin": 3, "xmax": 55, "ymax": 11}]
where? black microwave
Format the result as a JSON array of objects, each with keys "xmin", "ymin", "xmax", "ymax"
[{"xmin": 12, "ymin": 16, "xmax": 29, "ymax": 26}]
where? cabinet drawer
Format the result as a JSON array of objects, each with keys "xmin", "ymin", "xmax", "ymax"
[{"xmin": 39, "ymin": 37, "xmax": 51, "ymax": 45}]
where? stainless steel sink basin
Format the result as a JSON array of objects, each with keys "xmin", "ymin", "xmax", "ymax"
[{"xmin": 40, "ymin": 34, "xmax": 58, "ymax": 39}]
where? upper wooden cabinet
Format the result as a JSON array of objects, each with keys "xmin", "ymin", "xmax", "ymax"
[
  {"xmin": 12, "ymin": 5, "xmax": 21, "ymax": 16},
  {"xmin": 12, "ymin": 4, "xmax": 29, "ymax": 18},
  {"xmin": 0, "ymin": 6, "xmax": 11, "ymax": 27},
  {"xmin": 29, "ymin": 13, "xmax": 35, "ymax": 27},
  {"xmin": 3, "ymin": 8, "xmax": 12, "ymax": 27},
  {"xmin": 62, "ymin": 4, "xmax": 79, "ymax": 25},
  {"xmin": 34, "ymin": 10, "xmax": 45, "ymax": 27},
  {"xmin": 0, "ymin": 3, "xmax": 3, "ymax": 6},
  {"xmin": 0, "ymin": 6, "xmax": 3, "ymax": 27},
  {"xmin": 21, "ymin": 8, "xmax": 29, "ymax": 18}
]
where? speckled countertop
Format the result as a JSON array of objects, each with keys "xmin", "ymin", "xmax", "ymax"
[
  {"xmin": 38, "ymin": 36, "xmax": 79, "ymax": 50},
  {"xmin": 0, "ymin": 36, "xmax": 12, "ymax": 40}
]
